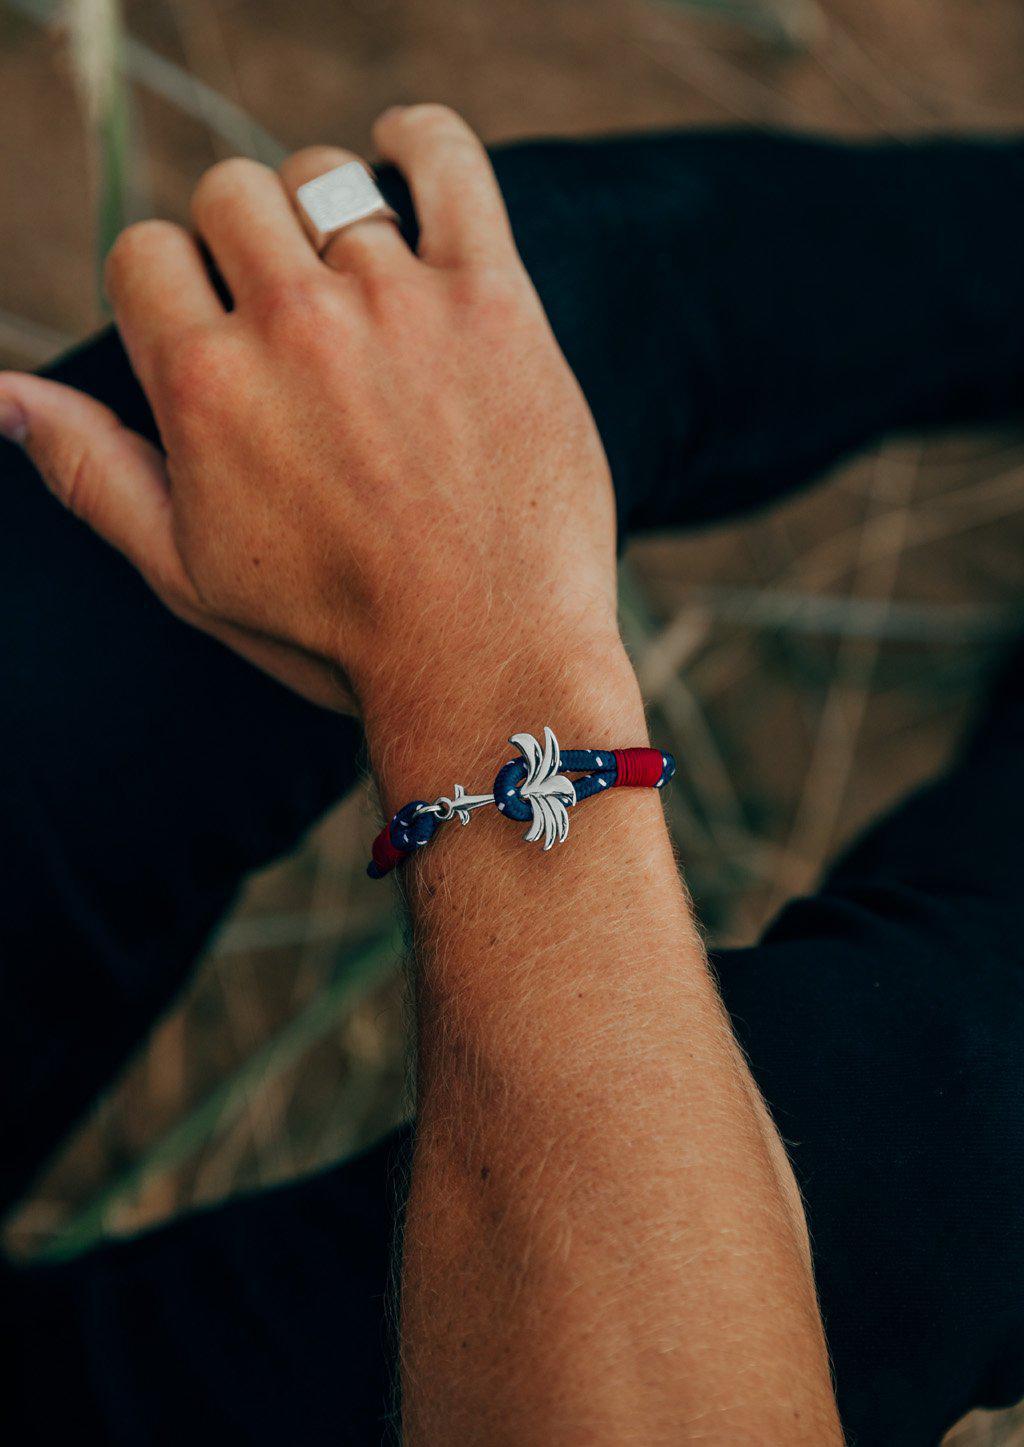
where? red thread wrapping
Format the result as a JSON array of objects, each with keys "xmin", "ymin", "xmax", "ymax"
[
  {"xmin": 612, "ymin": 748, "xmax": 664, "ymax": 789},
  {"xmin": 371, "ymin": 826, "xmax": 407, "ymax": 875}
]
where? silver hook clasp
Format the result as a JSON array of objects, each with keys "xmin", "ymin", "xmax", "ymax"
[{"xmin": 413, "ymin": 783, "xmax": 495, "ymax": 826}]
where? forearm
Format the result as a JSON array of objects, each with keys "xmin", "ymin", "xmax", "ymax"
[{"xmin": 363, "ymin": 635, "xmax": 840, "ymax": 1444}]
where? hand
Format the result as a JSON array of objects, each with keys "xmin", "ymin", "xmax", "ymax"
[{"xmin": 0, "ymin": 106, "xmax": 619, "ymax": 716}]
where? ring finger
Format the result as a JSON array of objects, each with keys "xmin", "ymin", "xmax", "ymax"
[{"xmin": 190, "ymin": 156, "xmax": 319, "ymax": 305}]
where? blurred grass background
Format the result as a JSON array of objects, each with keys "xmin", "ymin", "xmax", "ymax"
[{"xmin": 1, "ymin": 1, "xmax": 1023, "ymax": 1440}]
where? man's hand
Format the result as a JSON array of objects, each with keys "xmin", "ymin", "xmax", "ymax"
[{"xmin": 0, "ymin": 105, "xmax": 618, "ymax": 714}]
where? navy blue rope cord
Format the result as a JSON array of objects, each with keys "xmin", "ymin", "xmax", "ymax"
[{"xmin": 369, "ymin": 743, "xmax": 676, "ymax": 879}]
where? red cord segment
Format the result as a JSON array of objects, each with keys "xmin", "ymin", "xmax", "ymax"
[
  {"xmin": 370, "ymin": 826, "xmax": 408, "ymax": 877},
  {"xmin": 612, "ymin": 748, "xmax": 666, "ymax": 789}
]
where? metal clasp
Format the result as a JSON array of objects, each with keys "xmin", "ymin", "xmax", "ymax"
[{"xmin": 413, "ymin": 783, "xmax": 495, "ymax": 826}]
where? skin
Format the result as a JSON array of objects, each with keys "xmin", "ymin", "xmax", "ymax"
[{"xmin": 0, "ymin": 105, "xmax": 842, "ymax": 1443}]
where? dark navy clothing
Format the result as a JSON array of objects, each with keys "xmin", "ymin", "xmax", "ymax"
[{"xmin": 2, "ymin": 130, "xmax": 1024, "ymax": 1444}]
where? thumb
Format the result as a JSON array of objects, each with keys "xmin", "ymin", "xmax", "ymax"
[{"xmin": 0, "ymin": 371, "xmax": 189, "ymax": 599}]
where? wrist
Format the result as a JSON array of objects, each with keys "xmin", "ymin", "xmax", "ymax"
[{"xmin": 358, "ymin": 627, "xmax": 647, "ymax": 819}]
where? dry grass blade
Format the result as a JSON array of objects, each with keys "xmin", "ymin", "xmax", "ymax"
[
  {"xmin": 213, "ymin": 907, "xmax": 371, "ymax": 955},
  {"xmin": 36, "ymin": 926, "xmax": 403, "ymax": 1263},
  {"xmin": 10, "ymin": 0, "xmax": 285, "ymax": 164},
  {"xmin": 620, "ymin": 560, "xmax": 748, "ymax": 837},
  {"xmin": 688, "ymin": 587, "xmax": 1016, "ymax": 643},
  {"xmin": 619, "ymin": 560, "xmax": 781, "ymax": 937},
  {"xmin": 124, "ymin": 31, "xmax": 285, "ymax": 164},
  {"xmin": 63, "ymin": 0, "xmax": 132, "ymax": 278},
  {"xmin": 765, "ymin": 445, "xmax": 919, "ymax": 912},
  {"xmin": 632, "ymin": 1, "xmax": 827, "ymax": 127},
  {"xmin": 655, "ymin": 0, "xmax": 822, "ymax": 48},
  {"xmin": 0, "ymin": 305, "xmax": 74, "ymax": 364},
  {"xmin": 686, "ymin": 461, "xmax": 1024, "ymax": 705}
]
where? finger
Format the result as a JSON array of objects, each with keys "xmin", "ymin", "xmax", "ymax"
[
  {"xmin": 105, "ymin": 219, "xmax": 222, "ymax": 393},
  {"xmin": 372, "ymin": 104, "xmax": 514, "ymax": 269},
  {"xmin": 280, "ymin": 145, "xmax": 413, "ymax": 278},
  {"xmin": 190, "ymin": 156, "xmax": 319, "ymax": 304},
  {"xmin": 0, "ymin": 372, "xmax": 192, "ymax": 605}
]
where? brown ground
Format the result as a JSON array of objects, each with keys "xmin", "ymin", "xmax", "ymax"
[{"xmin": 2, "ymin": 1, "xmax": 1023, "ymax": 1441}]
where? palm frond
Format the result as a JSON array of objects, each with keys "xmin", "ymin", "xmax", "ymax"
[{"xmin": 511, "ymin": 727, "xmax": 576, "ymax": 850}]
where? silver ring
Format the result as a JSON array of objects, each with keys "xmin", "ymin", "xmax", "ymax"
[{"xmin": 295, "ymin": 161, "xmax": 399, "ymax": 255}]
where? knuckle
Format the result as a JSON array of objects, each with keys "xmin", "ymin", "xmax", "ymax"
[
  {"xmin": 360, "ymin": 265, "xmax": 422, "ymax": 319},
  {"xmin": 160, "ymin": 326, "xmax": 226, "ymax": 410},
  {"xmin": 453, "ymin": 263, "xmax": 526, "ymax": 325},
  {"xmin": 399, "ymin": 102, "xmax": 464, "ymax": 139},
  {"xmin": 255, "ymin": 274, "xmax": 346, "ymax": 345},
  {"xmin": 192, "ymin": 156, "xmax": 272, "ymax": 214},
  {"xmin": 287, "ymin": 146, "xmax": 328, "ymax": 174},
  {"xmin": 287, "ymin": 145, "xmax": 358, "ymax": 180},
  {"xmin": 58, "ymin": 440, "xmax": 105, "ymax": 522},
  {"xmin": 105, "ymin": 219, "xmax": 177, "ymax": 287}
]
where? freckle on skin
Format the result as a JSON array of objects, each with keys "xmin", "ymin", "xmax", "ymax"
[{"xmin": 481, "ymin": 1166, "xmax": 490, "ymax": 1181}]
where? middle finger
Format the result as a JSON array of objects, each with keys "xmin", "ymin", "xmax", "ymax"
[{"xmin": 190, "ymin": 156, "xmax": 318, "ymax": 305}]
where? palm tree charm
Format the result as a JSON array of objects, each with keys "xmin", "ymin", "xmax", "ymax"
[{"xmin": 509, "ymin": 727, "xmax": 577, "ymax": 850}]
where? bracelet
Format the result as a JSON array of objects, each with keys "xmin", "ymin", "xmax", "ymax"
[{"xmin": 367, "ymin": 726, "xmax": 676, "ymax": 878}]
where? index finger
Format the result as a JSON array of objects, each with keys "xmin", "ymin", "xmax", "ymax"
[
  {"xmin": 105, "ymin": 219, "xmax": 223, "ymax": 396},
  {"xmin": 372, "ymin": 105, "xmax": 515, "ymax": 271}
]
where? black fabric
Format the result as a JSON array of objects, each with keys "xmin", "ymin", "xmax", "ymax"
[{"xmin": 2, "ymin": 129, "xmax": 1024, "ymax": 1445}]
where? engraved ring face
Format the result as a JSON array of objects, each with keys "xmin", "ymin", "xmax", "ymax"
[{"xmin": 295, "ymin": 161, "xmax": 398, "ymax": 253}]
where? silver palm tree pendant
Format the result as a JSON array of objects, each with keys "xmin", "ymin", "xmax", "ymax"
[
  {"xmin": 411, "ymin": 727, "xmax": 577, "ymax": 849},
  {"xmin": 509, "ymin": 727, "xmax": 576, "ymax": 850}
]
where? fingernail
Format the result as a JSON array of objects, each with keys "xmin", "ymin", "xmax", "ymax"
[
  {"xmin": 378, "ymin": 104, "xmax": 406, "ymax": 122},
  {"xmin": 0, "ymin": 395, "xmax": 28, "ymax": 444}
]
